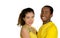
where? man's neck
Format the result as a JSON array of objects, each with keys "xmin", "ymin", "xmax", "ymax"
[{"xmin": 43, "ymin": 20, "xmax": 51, "ymax": 25}]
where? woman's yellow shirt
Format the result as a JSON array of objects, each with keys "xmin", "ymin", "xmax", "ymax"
[
  {"xmin": 29, "ymin": 31, "xmax": 37, "ymax": 38},
  {"xmin": 37, "ymin": 22, "xmax": 58, "ymax": 38}
]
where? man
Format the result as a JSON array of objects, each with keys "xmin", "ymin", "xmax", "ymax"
[{"xmin": 37, "ymin": 5, "xmax": 58, "ymax": 38}]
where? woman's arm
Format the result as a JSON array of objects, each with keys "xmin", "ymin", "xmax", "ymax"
[{"xmin": 21, "ymin": 28, "xmax": 30, "ymax": 38}]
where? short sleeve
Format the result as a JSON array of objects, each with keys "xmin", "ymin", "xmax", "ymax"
[{"xmin": 46, "ymin": 26, "xmax": 58, "ymax": 38}]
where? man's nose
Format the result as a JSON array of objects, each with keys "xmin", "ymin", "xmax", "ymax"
[{"xmin": 42, "ymin": 13, "xmax": 46, "ymax": 16}]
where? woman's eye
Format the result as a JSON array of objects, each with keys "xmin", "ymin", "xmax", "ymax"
[
  {"xmin": 27, "ymin": 17, "xmax": 30, "ymax": 19},
  {"xmin": 32, "ymin": 16, "xmax": 34, "ymax": 18}
]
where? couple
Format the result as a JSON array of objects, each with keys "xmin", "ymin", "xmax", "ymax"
[{"xmin": 17, "ymin": 5, "xmax": 58, "ymax": 38}]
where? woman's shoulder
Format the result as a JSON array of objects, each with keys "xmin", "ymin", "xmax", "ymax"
[
  {"xmin": 21, "ymin": 26, "xmax": 28, "ymax": 31},
  {"xmin": 21, "ymin": 26, "xmax": 29, "ymax": 33}
]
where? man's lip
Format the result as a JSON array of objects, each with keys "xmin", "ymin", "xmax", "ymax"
[
  {"xmin": 42, "ymin": 16, "xmax": 46, "ymax": 19},
  {"xmin": 43, "ymin": 16, "xmax": 45, "ymax": 18}
]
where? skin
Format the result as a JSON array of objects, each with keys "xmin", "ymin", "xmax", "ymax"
[
  {"xmin": 40, "ymin": 7, "xmax": 53, "ymax": 24},
  {"xmin": 21, "ymin": 12, "xmax": 35, "ymax": 38}
]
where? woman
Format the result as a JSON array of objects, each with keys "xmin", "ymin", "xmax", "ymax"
[{"xmin": 17, "ymin": 8, "xmax": 37, "ymax": 38}]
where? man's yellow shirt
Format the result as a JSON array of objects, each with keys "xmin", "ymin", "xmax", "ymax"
[{"xmin": 37, "ymin": 22, "xmax": 58, "ymax": 38}]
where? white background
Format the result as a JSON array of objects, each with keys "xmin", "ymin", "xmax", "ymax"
[{"xmin": 0, "ymin": 0, "xmax": 60, "ymax": 38}]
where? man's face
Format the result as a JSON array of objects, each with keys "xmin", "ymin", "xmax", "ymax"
[{"xmin": 40, "ymin": 7, "xmax": 53, "ymax": 22}]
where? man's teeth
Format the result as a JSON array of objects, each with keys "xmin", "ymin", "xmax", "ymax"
[{"xmin": 42, "ymin": 17, "xmax": 46, "ymax": 19}]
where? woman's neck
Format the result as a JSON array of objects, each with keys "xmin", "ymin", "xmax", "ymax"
[{"xmin": 24, "ymin": 24, "xmax": 31, "ymax": 28}]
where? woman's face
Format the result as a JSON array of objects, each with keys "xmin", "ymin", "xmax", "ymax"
[{"xmin": 24, "ymin": 12, "xmax": 34, "ymax": 26}]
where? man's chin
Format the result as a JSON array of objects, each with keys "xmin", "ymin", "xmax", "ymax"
[{"xmin": 42, "ymin": 20, "xmax": 47, "ymax": 22}]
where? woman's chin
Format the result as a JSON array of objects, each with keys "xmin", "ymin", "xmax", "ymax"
[{"xmin": 28, "ymin": 24, "xmax": 32, "ymax": 26}]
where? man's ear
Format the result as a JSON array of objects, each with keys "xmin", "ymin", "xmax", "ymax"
[{"xmin": 51, "ymin": 14, "xmax": 53, "ymax": 17}]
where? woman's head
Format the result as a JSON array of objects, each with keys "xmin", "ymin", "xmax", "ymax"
[{"xmin": 17, "ymin": 8, "xmax": 35, "ymax": 26}]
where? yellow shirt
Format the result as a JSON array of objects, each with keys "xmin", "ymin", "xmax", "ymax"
[
  {"xmin": 28, "ymin": 27, "xmax": 37, "ymax": 38},
  {"xmin": 37, "ymin": 22, "xmax": 58, "ymax": 38},
  {"xmin": 29, "ymin": 31, "xmax": 37, "ymax": 38}
]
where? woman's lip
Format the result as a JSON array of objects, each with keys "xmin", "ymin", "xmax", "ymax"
[{"xmin": 29, "ymin": 22, "xmax": 33, "ymax": 24}]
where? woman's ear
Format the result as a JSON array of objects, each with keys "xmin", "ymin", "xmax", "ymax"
[{"xmin": 23, "ymin": 18, "xmax": 25, "ymax": 21}]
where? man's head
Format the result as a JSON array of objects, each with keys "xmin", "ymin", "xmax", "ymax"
[{"xmin": 40, "ymin": 5, "xmax": 53, "ymax": 22}]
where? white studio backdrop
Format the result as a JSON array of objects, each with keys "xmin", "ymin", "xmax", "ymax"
[{"xmin": 0, "ymin": 0, "xmax": 60, "ymax": 38}]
